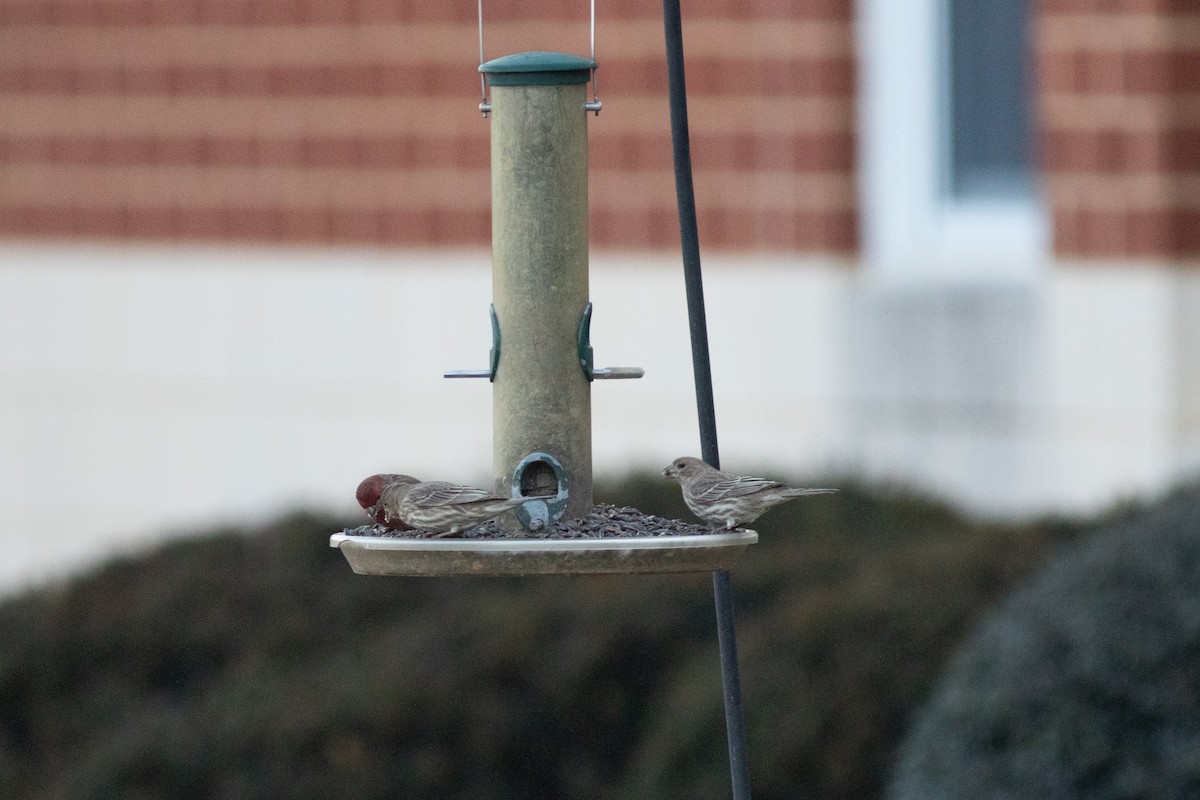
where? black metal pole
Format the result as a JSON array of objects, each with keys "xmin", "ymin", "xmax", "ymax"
[
  {"xmin": 711, "ymin": 568, "xmax": 751, "ymax": 799},
  {"xmin": 661, "ymin": 1, "xmax": 751, "ymax": 798},
  {"xmin": 661, "ymin": 0, "xmax": 719, "ymax": 468}
]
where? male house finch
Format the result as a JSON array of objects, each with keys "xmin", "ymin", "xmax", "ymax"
[
  {"xmin": 663, "ymin": 456, "xmax": 836, "ymax": 529},
  {"xmin": 358, "ymin": 473, "xmax": 529, "ymax": 535},
  {"xmin": 356, "ymin": 473, "xmax": 418, "ymax": 530}
]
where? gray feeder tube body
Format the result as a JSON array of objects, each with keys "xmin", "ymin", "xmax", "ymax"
[{"xmin": 484, "ymin": 52, "xmax": 596, "ymax": 530}]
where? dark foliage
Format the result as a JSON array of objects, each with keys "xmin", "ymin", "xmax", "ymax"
[
  {"xmin": 0, "ymin": 475, "xmax": 1086, "ymax": 800},
  {"xmin": 887, "ymin": 483, "xmax": 1200, "ymax": 800}
]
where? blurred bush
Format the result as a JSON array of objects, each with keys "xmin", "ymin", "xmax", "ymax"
[
  {"xmin": 0, "ymin": 473, "xmax": 1087, "ymax": 800},
  {"xmin": 887, "ymin": 483, "xmax": 1200, "ymax": 800}
]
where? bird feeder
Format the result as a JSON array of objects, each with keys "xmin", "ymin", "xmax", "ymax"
[
  {"xmin": 331, "ymin": 14, "xmax": 756, "ymax": 577},
  {"xmin": 331, "ymin": 3, "xmax": 758, "ymax": 798},
  {"xmin": 475, "ymin": 50, "xmax": 614, "ymax": 531}
]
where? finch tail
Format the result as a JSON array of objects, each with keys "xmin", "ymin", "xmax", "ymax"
[{"xmin": 780, "ymin": 487, "xmax": 838, "ymax": 498}]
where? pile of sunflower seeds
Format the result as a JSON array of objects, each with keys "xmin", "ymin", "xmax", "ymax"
[{"xmin": 340, "ymin": 504, "xmax": 721, "ymax": 539}]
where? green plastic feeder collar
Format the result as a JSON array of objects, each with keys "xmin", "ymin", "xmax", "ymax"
[{"xmin": 480, "ymin": 51, "xmax": 596, "ymax": 86}]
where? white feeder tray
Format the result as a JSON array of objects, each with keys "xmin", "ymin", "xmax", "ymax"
[{"xmin": 329, "ymin": 529, "xmax": 758, "ymax": 577}]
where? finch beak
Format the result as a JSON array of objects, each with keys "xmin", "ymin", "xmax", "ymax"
[{"xmin": 662, "ymin": 467, "xmax": 672, "ymax": 479}]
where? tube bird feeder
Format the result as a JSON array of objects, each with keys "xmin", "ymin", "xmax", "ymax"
[
  {"xmin": 450, "ymin": 51, "xmax": 646, "ymax": 532},
  {"xmin": 486, "ymin": 52, "xmax": 601, "ymax": 531},
  {"xmin": 332, "ymin": 47, "xmax": 756, "ymax": 576}
]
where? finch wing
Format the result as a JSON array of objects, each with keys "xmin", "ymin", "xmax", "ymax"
[
  {"xmin": 408, "ymin": 482, "xmax": 504, "ymax": 508},
  {"xmin": 697, "ymin": 475, "xmax": 785, "ymax": 501}
]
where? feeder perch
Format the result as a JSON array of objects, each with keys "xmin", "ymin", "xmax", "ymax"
[{"xmin": 331, "ymin": 47, "xmax": 757, "ymax": 576}]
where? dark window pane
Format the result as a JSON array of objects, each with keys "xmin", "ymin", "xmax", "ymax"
[{"xmin": 948, "ymin": 0, "xmax": 1033, "ymax": 199}]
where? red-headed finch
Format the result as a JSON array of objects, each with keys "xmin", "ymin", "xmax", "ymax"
[
  {"xmin": 376, "ymin": 478, "xmax": 529, "ymax": 536},
  {"xmin": 356, "ymin": 473, "xmax": 418, "ymax": 530},
  {"xmin": 663, "ymin": 456, "xmax": 836, "ymax": 529}
]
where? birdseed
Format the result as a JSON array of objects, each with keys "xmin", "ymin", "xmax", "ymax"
[{"xmin": 340, "ymin": 504, "xmax": 728, "ymax": 539}]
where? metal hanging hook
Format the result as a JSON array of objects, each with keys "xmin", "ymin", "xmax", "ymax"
[
  {"xmin": 477, "ymin": 0, "xmax": 491, "ymax": 115},
  {"xmin": 585, "ymin": 0, "xmax": 602, "ymax": 115},
  {"xmin": 476, "ymin": 0, "xmax": 601, "ymax": 117}
]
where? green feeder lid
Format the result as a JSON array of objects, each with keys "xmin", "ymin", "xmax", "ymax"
[{"xmin": 480, "ymin": 51, "xmax": 596, "ymax": 86}]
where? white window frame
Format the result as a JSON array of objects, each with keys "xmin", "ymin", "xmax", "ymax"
[{"xmin": 857, "ymin": 0, "xmax": 1048, "ymax": 281}]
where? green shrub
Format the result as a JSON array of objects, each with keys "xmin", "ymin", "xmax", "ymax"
[
  {"xmin": 0, "ymin": 474, "xmax": 1087, "ymax": 800},
  {"xmin": 887, "ymin": 484, "xmax": 1200, "ymax": 800}
]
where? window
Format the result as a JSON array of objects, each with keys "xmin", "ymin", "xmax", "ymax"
[
  {"xmin": 947, "ymin": 0, "xmax": 1034, "ymax": 201},
  {"xmin": 859, "ymin": 0, "xmax": 1046, "ymax": 279}
]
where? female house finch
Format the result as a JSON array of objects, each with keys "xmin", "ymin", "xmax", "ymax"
[
  {"xmin": 360, "ymin": 474, "xmax": 529, "ymax": 536},
  {"xmin": 663, "ymin": 456, "xmax": 836, "ymax": 530}
]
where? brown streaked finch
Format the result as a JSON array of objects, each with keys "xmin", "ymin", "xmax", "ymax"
[
  {"xmin": 356, "ymin": 473, "xmax": 418, "ymax": 530},
  {"xmin": 375, "ymin": 478, "xmax": 531, "ymax": 536},
  {"xmin": 663, "ymin": 456, "xmax": 837, "ymax": 530}
]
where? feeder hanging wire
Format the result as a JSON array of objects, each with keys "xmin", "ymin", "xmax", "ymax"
[{"xmin": 477, "ymin": 0, "xmax": 601, "ymax": 115}]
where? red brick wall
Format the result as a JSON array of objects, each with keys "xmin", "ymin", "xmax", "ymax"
[
  {"xmin": 0, "ymin": 0, "xmax": 856, "ymax": 253},
  {"xmin": 1038, "ymin": 0, "xmax": 1200, "ymax": 258}
]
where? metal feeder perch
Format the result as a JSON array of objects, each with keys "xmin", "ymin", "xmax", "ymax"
[{"xmin": 332, "ymin": 34, "xmax": 757, "ymax": 577}]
